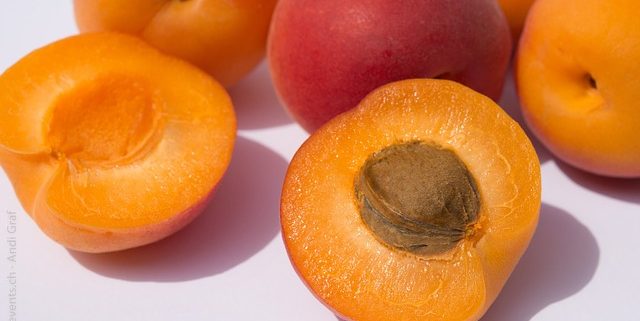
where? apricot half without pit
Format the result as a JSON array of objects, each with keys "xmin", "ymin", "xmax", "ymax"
[
  {"xmin": 281, "ymin": 79, "xmax": 541, "ymax": 321},
  {"xmin": 0, "ymin": 33, "xmax": 236, "ymax": 253}
]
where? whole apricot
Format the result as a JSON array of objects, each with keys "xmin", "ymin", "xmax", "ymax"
[
  {"xmin": 281, "ymin": 79, "xmax": 541, "ymax": 321},
  {"xmin": 517, "ymin": 0, "xmax": 640, "ymax": 177},
  {"xmin": 0, "ymin": 33, "xmax": 236, "ymax": 252},
  {"xmin": 268, "ymin": 0, "xmax": 512, "ymax": 132},
  {"xmin": 74, "ymin": 0, "xmax": 277, "ymax": 87},
  {"xmin": 498, "ymin": 0, "xmax": 535, "ymax": 41}
]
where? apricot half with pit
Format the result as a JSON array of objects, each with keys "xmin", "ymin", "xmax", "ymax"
[
  {"xmin": 281, "ymin": 79, "xmax": 541, "ymax": 321},
  {"xmin": 0, "ymin": 33, "xmax": 236, "ymax": 253}
]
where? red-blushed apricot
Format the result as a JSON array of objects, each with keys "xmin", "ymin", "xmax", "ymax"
[
  {"xmin": 74, "ymin": 0, "xmax": 278, "ymax": 87},
  {"xmin": 268, "ymin": 0, "xmax": 512, "ymax": 132},
  {"xmin": 0, "ymin": 32, "xmax": 236, "ymax": 253},
  {"xmin": 281, "ymin": 79, "xmax": 541, "ymax": 321}
]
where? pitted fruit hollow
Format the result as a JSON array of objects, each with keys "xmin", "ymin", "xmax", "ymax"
[{"xmin": 47, "ymin": 75, "xmax": 159, "ymax": 166}]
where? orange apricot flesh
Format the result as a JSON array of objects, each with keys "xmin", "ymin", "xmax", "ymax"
[
  {"xmin": 281, "ymin": 79, "xmax": 541, "ymax": 321},
  {"xmin": 0, "ymin": 32, "xmax": 236, "ymax": 253}
]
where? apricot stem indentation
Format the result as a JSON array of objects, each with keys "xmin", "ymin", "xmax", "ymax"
[{"xmin": 586, "ymin": 73, "xmax": 597, "ymax": 90}]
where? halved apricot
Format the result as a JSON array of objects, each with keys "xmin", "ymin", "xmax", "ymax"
[
  {"xmin": 0, "ymin": 32, "xmax": 236, "ymax": 253},
  {"xmin": 281, "ymin": 79, "xmax": 540, "ymax": 321}
]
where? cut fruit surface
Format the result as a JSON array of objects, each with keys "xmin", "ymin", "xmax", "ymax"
[
  {"xmin": 281, "ymin": 79, "xmax": 540, "ymax": 321},
  {"xmin": 0, "ymin": 32, "xmax": 236, "ymax": 252}
]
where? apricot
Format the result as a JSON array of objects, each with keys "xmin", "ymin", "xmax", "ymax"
[
  {"xmin": 281, "ymin": 79, "xmax": 541, "ymax": 321},
  {"xmin": 268, "ymin": 0, "xmax": 512, "ymax": 132},
  {"xmin": 497, "ymin": 0, "xmax": 535, "ymax": 41},
  {"xmin": 74, "ymin": 0, "xmax": 277, "ymax": 87},
  {"xmin": 517, "ymin": 0, "xmax": 640, "ymax": 177},
  {"xmin": 0, "ymin": 33, "xmax": 236, "ymax": 253}
]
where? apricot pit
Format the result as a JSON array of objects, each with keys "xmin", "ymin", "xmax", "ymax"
[{"xmin": 356, "ymin": 141, "xmax": 480, "ymax": 256}]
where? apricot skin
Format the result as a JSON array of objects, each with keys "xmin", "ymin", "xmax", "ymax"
[
  {"xmin": 281, "ymin": 79, "xmax": 540, "ymax": 321},
  {"xmin": 0, "ymin": 33, "xmax": 236, "ymax": 253},
  {"xmin": 497, "ymin": 0, "xmax": 535, "ymax": 41},
  {"xmin": 74, "ymin": 0, "xmax": 278, "ymax": 87},
  {"xmin": 517, "ymin": 0, "xmax": 640, "ymax": 177},
  {"xmin": 268, "ymin": 0, "xmax": 512, "ymax": 132}
]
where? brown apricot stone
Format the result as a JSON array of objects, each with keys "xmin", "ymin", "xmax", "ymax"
[{"xmin": 356, "ymin": 141, "xmax": 480, "ymax": 256}]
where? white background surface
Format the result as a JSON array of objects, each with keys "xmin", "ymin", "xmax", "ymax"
[{"xmin": 1, "ymin": 1, "xmax": 639, "ymax": 320}]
